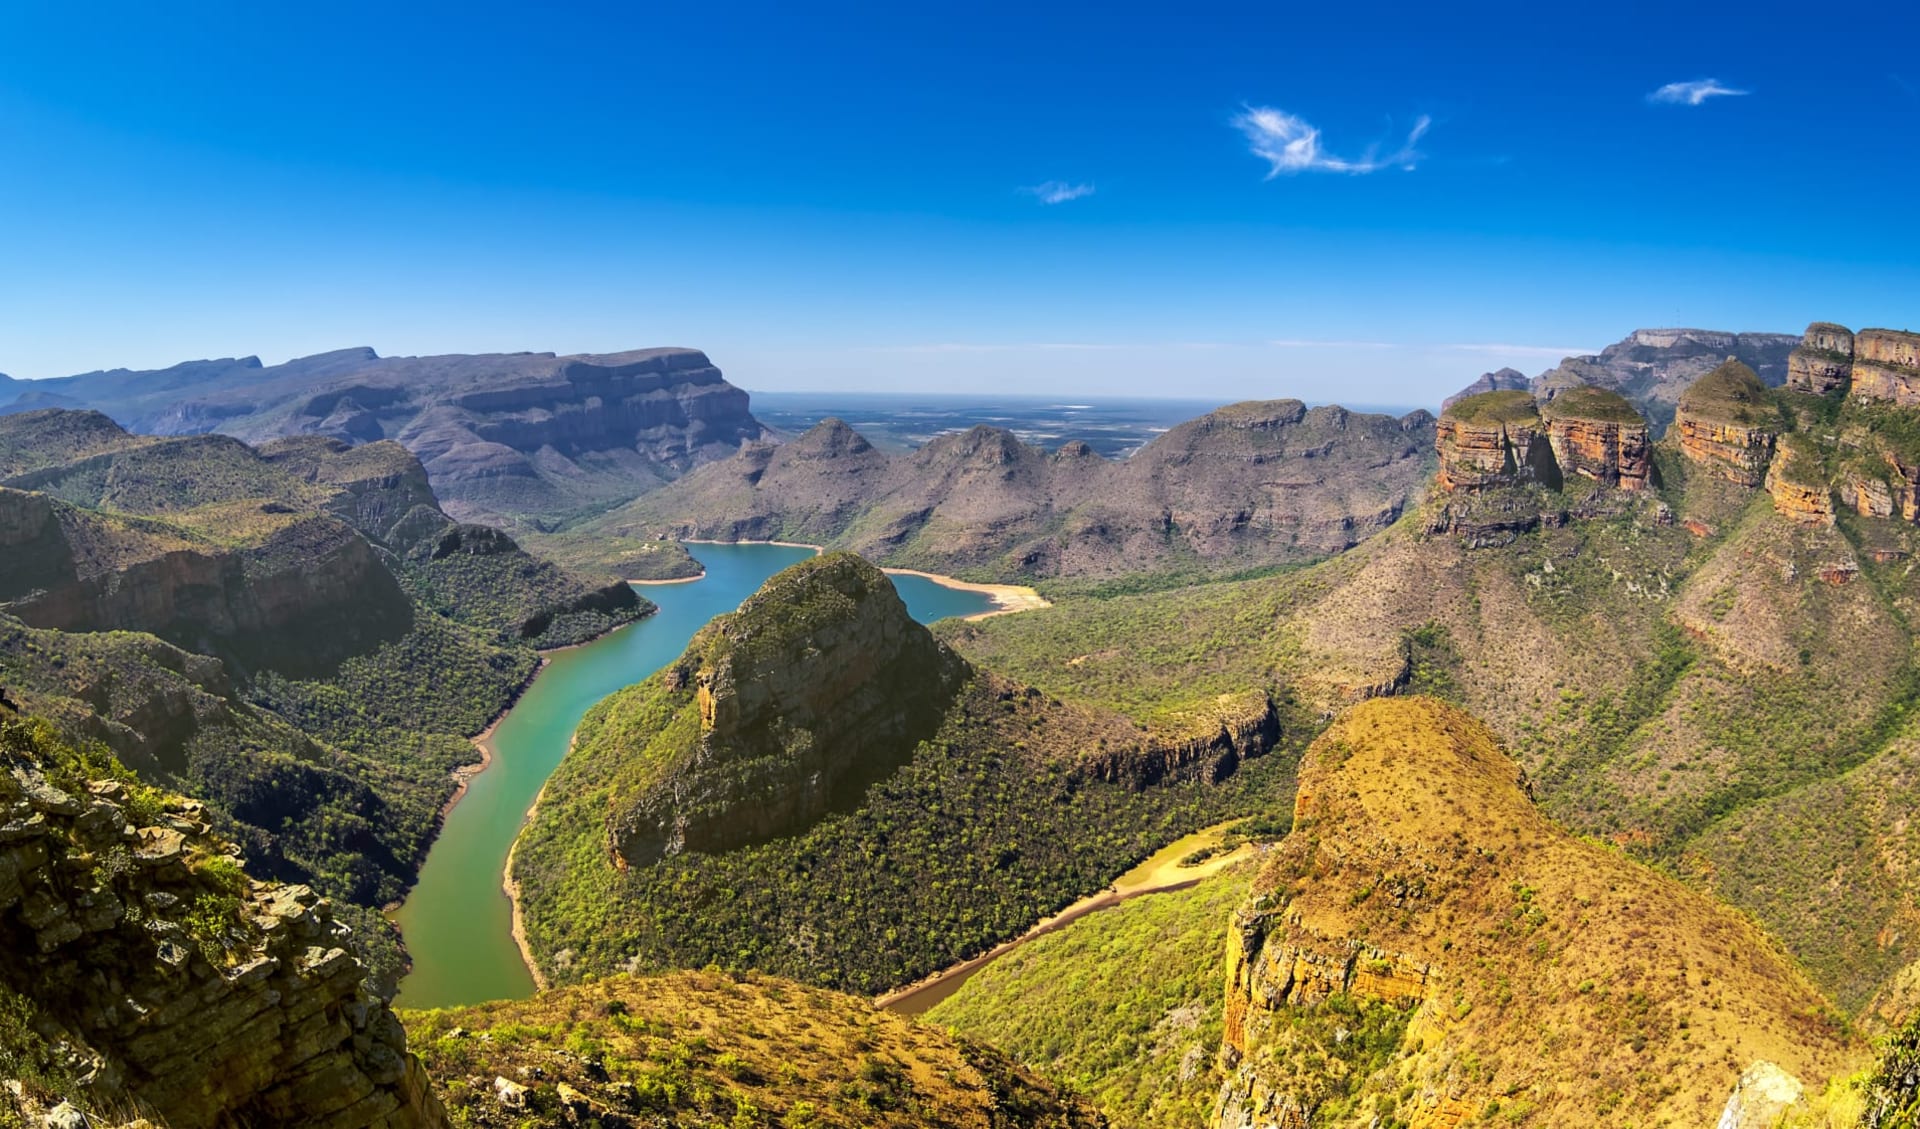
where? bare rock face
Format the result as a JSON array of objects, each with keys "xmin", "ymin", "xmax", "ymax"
[
  {"xmin": 605, "ymin": 554, "xmax": 969, "ymax": 866},
  {"xmin": 1765, "ymin": 435, "xmax": 1835, "ymax": 525},
  {"xmin": 1787, "ymin": 322, "xmax": 1856, "ymax": 395},
  {"xmin": 0, "ymin": 717, "xmax": 445, "ymax": 1128},
  {"xmin": 1852, "ymin": 329, "xmax": 1920, "ymax": 406},
  {"xmin": 1433, "ymin": 391, "xmax": 1556, "ymax": 492},
  {"xmin": 1675, "ymin": 360, "xmax": 1779, "ymax": 487},
  {"xmin": 1541, "ymin": 386, "xmax": 1652, "ymax": 490}
]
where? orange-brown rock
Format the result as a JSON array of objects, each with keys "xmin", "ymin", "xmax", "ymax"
[
  {"xmin": 1787, "ymin": 322, "xmax": 1855, "ymax": 395},
  {"xmin": 1433, "ymin": 391, "xmax": 1555, "ymax": 492},
  {"xmin": 1765, "ymin": 435, "xmax": 1835, "ymax": 525},
  {"xmin": 1675, "ymin": 359, "xmax": 1778, "ymax": 486},
  {"xmin": 1209, "ymin": 698, "xmax": 1858, "ymax": 1129},
  {"xmin": 1852, "ymin": 329, "xmax": 1920, "ymax": 405},
  {"xmin": 1540, "ymin": 385, "xmax": 1652, "ymax": 490}
]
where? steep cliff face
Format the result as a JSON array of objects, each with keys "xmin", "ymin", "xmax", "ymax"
[
  {"xmin": 1766, "ymin": 433, "xmax": 1836, "ymax": 525},
  {"xmin": 601, "ymin": 553, "xmax": 968, "ymax": 866},
  {"xmin": 1852, "ymin": 329, "xmax": 1920, "ymax": 406},
  {"xmin": 1540, "ymin": 385, "xmax": 1652, "ymax": 490},
  {"xmin": 591, "ymin": 401, "xmax": 1437, "ymax": 581},
  {"xmin": 1209, "ymin": 698, "xmax": 1859, "ymax": 1129},
  {"xmin": 1787, "ymin": 322, "xmax": 1856, "ymax": 395},
  {"xmin": 1675, "ymin": 359, "xmax": 1780, "ymax": 486},
  {"xmin": 1432, "ymin": 391, "xmax": 1555, "ymax": 493},
  {"xmin": 0, "ymin": 716, "xmax": 445, "ymax": 1128},
  {"xmin": 17, "ymin": 346, "xmax": 767, "ymax": 526}
]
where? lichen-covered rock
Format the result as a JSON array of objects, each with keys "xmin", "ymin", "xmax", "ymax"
[
  {"xmin": 1676, "ymin": 360, "xmax": 1779, "ymax": 487},
  {"xmin": 0, "ymin": 716, "xmax": 445, "ymax": 1128},
  {"xmin": 602, "ymin": 553, "xmax": 969, "ymax": 866},
  {"xmin": 1853, "ymin": 329, "xmax": 1920, "ymax": 406},
  {"xmin": 1787, "ymin": 322, "xmax": 1855, "ymax": 395},
  {"xmin": 1541, "ymin": 385, "xmax": 1652, "ymax": 490},
  {"xmin": 1766, "ymin": 435, "xmax": 1835, "ymax": 525}
]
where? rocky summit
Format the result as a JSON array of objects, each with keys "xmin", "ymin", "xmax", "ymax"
[
  {"xmin": 1209, "ymin": 698, "xmax": 1857, "ymax": 1129},
  {"xmin": 0, "ymin": 347, "xmax": 767, "ymax": 527},
  {"xmin": 1674, "ymin": 359, "xmax": 1780, "ymax": 487}
]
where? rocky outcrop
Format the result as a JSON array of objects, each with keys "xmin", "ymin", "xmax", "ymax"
[
  {"xmin": 1540, "ymin": 386, "xmax": 1652, "ymax": 490},
  {"xmin": 1853, "ymin": 329, "xmax": 1920, "ymax": 406},
  {"xmin": 19, "ymin": 347, "xmax": 768, "ymax": 526},
  {"xmin": 604, "ymin": 553, "xmax": 969, "ymax": 866},
  {"xmin": 1084, "ymin": 690, "xmax": 1279, "ymax": 787},
  {"xmin": 1765, "ymin": 434, "xmax": 1835, "ymax": 525},
  {"xmin": 1533, "ymin": 327, "xmax": 1798, "ymax": 432},
  {"xmin": 0, "ymin": 716, "xmax": 445, "ymax": 1128},
  {"xmin": 1208, "ymin": 698, "xmax": 1859, "ymax": 1129},
  {"xmin": 1787, "ymin": 322, "xmax": 1855, "ymax": 395},
  {"xmin": 1433, "ymin": 391, "xmax": 1555, "ymax": 492},
  {"xmin": 1675, "ymin": 359, "xmax": 1779, "ymax": 486}
]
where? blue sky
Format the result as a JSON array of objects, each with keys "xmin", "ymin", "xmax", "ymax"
[{"xmin": 2, "ymin": 0, "xmax": 1917, "ymax": 404}]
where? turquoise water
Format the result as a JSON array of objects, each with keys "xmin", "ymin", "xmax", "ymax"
[{"xmin": 392, "ymin": 542, "xmax": 993, "ymax": 1010}]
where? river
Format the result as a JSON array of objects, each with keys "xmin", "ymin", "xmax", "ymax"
[{"xmin": 392, "ymin": 542, "xmax": 996, "ymax": 1010}]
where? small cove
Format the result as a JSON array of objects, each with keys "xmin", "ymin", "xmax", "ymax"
[{"xmin": 394, "ymin": 542, "xmax": 998, "ymax": 1009}]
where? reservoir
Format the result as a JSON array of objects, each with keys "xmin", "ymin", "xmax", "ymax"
[{"xmin": 393, "ymin": 542, "xmax": 995, "ymax": 1009}]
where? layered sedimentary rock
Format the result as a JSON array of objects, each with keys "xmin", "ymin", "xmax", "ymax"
[
  {"xmin": 1209, "ymin": 698, "xmax": 1857, "ymax": 1129},
  {"xmin": 1540, "ymin": 385, "xmax": 1652, "ymax": 490},
  {"xmin": 1531, "ymin": 327, "xmax": 1798, "ymax": 432},
  {"xmin": 1432, "ymin": 391, "xmax": 1555, "ymax": 492},
  {"xmin": 1766, "ymin": 434, "xmax": 1835, "ymax": 525},
  {"xmin": 0, "ymin": 717, "xmax": 445, "ymax": 1128},
  {"xmin": 1853, "ymin": 329, "xmax": 1920, "ymax": 406},
  {"xmin": 604, "ymin": 553, "xmax": 969, "ymax": 866},
  {"xmin": 1787, "ymin": 322, "xmax": 1856, "ymax": 395},
  {"xmin": 16, "ymin": 347, "xmax": 767, "ymax": 525},
  {"xmin": 1675, "ymin": 359, "xmax": 1779, "ymax": 486}
]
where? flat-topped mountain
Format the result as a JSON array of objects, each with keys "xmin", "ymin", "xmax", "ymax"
[
  {"xmin": 585, "ymin": 399, "xmax": 1437, "ymax": 582},
  {"xmin": 1211, "ymin": 698, "xmax": 1858, "ymax": 1128},
  {"xmin": 0, "ymin": 346, "xmax": 766, "ymax": 526}
]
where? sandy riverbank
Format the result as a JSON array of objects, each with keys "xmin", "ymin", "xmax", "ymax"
[
  {"xmin": 680, "ymin": 539, "xmax": 1049, "ymax": 620},
  {"xmin": 628, "ymin": 573, "xmax": 703, "ymax": 585},
  {"xmin": 875, "ymin": 821, "xmax": 1254, "ymax": 1014},
  {"xmin": 503, "ymin": 779, "xmax": 553, "ymax": 993}
]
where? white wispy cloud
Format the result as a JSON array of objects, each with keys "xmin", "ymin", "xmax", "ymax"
[
  {"xmin": 1647, "ymin": 78, "xmax": 1748, "ymax": 106},
  {"xmin": 1022, "ymin": 181, "xmax": 1096, "ymax": 205},
  {"xmin": 1233, "ymin": 107, "xmax": 1431, "ymax": 177},
  {"xmin": 1438, "ymin": 342, "xmax": 1596, "ymax": 357}
]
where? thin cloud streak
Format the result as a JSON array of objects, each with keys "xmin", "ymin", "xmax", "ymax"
[
  {"xmin": 1647, "ymin": 78, "xmax": 1748, "ymax": 106},
  {"xmin": 1021, "ymin": 181, "xmax": 1096, "ymax": 204},
  {"xmin": 1233, "ymin": 106, "xmax": 1430, "ymax": 177}
]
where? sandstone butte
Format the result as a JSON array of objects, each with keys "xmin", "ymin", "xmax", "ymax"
[
  {"xmin": 1674, "ymin": 359, "xmax": 1780, "ymax": 487},
  {"xmin": 1432, "ymin": 383, "xmax": 1650, "ymax": 497},
  {"xmin": 1209, "ymin": 697, "xmax": 1860, "ymax": 1129},
  {"xmin": 1787, "ymin": 322, "xmax": 1856, "ymax": 395}
]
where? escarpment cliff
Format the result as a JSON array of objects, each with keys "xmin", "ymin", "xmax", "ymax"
[
  {"xmin": 0, "ymin": 716, "xmax": 444, "ymax": 1128},
  {"xmin": 1787, "ymin": 323, "xmax": 1856, "ymax": 395},
  {"xmin": 589, "ymin": 400, "xmax": 1436, "ymax": 581},
  {"xmin": 16, "ymin": 346, "xmax": 766, "ymax": 526},
  {"xmin": 600, "ymin": 553, "xmax": 969, "ymax": 866},
  {"xmin": 1210, "ymin": 698, "xmax": 1858, "ymax": 1129},
  {"xmin": 1540, "ymin": 385, "xmax": 1652, "ymax": 490}
]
